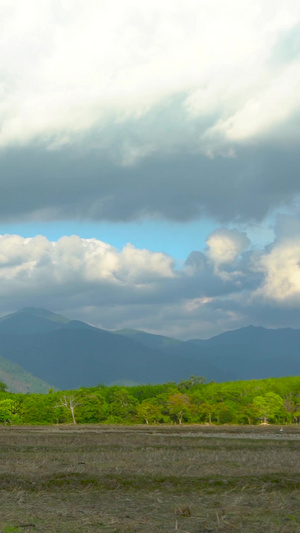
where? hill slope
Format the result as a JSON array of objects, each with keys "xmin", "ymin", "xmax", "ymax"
[{"xmin": 0, "ymin": 355, "xmax": 52, "ymax": 393}]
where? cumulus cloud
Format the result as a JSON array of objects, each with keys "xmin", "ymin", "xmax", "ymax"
[
  {"xmin": 206, "ymin": 228, "xmax": 250, "ymax": 279},
  {"xmin": 246, "ymin": 212, "xmax": 300, "ymax": 306},
  {"xmin": 253, "ymin": 241, "xmax": 300, "ymax": 304},
  {"xmin": 0, "ymin": 234, "xmax": 175, "ymax": 288},
  {"xmin": 0, "ymin": 221, "xmax": 300, "ymax": 337},
  {"xmin": 206, "ymin": 228, "xmax": 250, "ymax": 265}
]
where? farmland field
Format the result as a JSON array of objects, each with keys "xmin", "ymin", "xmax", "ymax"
[{"xmin": 1, "ymin": 424, "xmax": 300, "ymax": 532}]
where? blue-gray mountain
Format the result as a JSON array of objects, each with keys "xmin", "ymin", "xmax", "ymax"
[{"xmin": 0, "ymin": 308, "xmax": 299, "ymax": 390}]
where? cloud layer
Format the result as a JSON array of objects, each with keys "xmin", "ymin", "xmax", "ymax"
[
  {"xmin": 0, "ymin": 1, "xmax": 299, "ymax": 150},
  {"xmin": 0, "ymin": 1, "xmax": 299, "ymax": 224},
  {"xmin": 1, "ymin": 223, "xmax": 300, "ymax": 338}
]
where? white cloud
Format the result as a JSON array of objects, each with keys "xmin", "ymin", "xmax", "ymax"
[
  {"xmin": 253, "ymin": 240, "xmax": 300, "ymax": 304},
  {"xmin": 206, "ymin": 62, "xmax": 300, "ymax": 145},
  {"xmin": 206, "ymin": 228, "xmax": 250, "ymax": 278},
  {"xmin": 0, "ymin": 1, "xmax": 299, "ymax": 153},
  {"xmin": 0, "ymin": 234, "xmax": 175, "ymax": 292}
]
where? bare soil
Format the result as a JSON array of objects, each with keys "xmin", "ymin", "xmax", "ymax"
[{"xmin": 0, "ymin": 424, "xmax": 300, "ymax": 532}]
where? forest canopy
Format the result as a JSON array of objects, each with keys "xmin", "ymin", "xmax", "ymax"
[{"xmin": 1, "ymin": 375, "xmax": 300, "ymax": 426}]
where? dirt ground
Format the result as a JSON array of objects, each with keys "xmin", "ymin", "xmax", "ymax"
[{"xmin": 0, "ymin": 424, "xmax": 300, "ymax": 532}]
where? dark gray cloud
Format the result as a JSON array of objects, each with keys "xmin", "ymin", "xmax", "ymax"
[{"xmin": 1, "ymin": 140, "xmax": 300, "ymax": 224}]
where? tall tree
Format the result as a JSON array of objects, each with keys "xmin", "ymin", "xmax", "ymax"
[{"xmin": 57, "ymin": 395, "xmax": 81, "ymax": 424}]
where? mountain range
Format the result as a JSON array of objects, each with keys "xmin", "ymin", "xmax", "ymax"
[{"xmin": 0, "ymin": 307, "xmax": 299, "ymax": 392}]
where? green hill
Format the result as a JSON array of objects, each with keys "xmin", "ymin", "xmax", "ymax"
[{"xmin": 0, "ymin": 354, "xmax": 52, "ymax": 393}]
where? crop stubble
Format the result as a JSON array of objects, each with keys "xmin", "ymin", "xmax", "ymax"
[{"xmin": 0, "ymin": 424, "xmax": 300, "ymax": 532}]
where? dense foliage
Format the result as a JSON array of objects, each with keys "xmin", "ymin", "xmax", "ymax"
[{"xmin": 1, "ymin": 375, "xmax": 300, "ymax": 425}]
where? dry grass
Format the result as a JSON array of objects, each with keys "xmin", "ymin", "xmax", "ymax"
[{"xmin": 0, "ymin": 424, "xmax": 300, "ymax": 532}]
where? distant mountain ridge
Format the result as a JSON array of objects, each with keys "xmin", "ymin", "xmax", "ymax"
[
  {"xmin": 0, "ymin": 307, "xmax": 91, "ymax": 335},
  {"xmin": 0, "ymin": 308, "xmax": 299, "ymax": 391},
  {"xmin": 187, "ymin": 325, "xmax": 300, "ymax": 380},
  {"xmin": 115, "ymin": 323, "xmax": 300, "ymax": 381},
  {"xmin": 0, "ymin": 308, "xmax": 231, "ymax": 390}
]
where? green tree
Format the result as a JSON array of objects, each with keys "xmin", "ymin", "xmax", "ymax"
[
  {"xmin": 107, "ymin": 388, "xmax": 138, "ymax": 423},
  {"xmin": 178, "ymin": 376, "xmax": 206, "ymax": 391},
  {"xmin": 20, "ymin": 394, "xmax": 57, "ymax": 424},
  {"xmin": 253, "ymin": 392, "xmax": 284, "ymax": 423},
  {"xmin": 238, "ymin": 403, "xmax": 261, "ymax": 425},
  {"xmin": 196, "ymin": 402, "xmax": 218, "ymax": 424},
  {"xmin": 214, "ymin": 403, "xmax": 237, "ymax": 424},
  {"xmin": 0, "ymin": 399, "xmax": 19, "ymax": 424},
  {"xmin": 0, "ymin": 381, "xmax": 8, "ymax": 392},
  {"xmin": 167, "ymin": 393, "xmax": 192, "ymax": 424},
  {"xmin": 136, "ymin": 401, "xmax": 162, "ymax": 424},
  {"xmin": 145, "ymin": 393, "xmax": 172, "ymax": 423},
  {"xmin": 76, "ymin": 393, "xmax": 108, "ymax": 423}
]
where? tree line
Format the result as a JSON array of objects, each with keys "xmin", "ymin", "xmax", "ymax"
[{"xmin": 1, "ymin": 375, "xmax": 300, "ymax": 425}]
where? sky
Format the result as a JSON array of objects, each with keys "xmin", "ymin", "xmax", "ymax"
[{"xmin": 1, "ymin": 0, "xmax": 300, "ymax": 339}]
